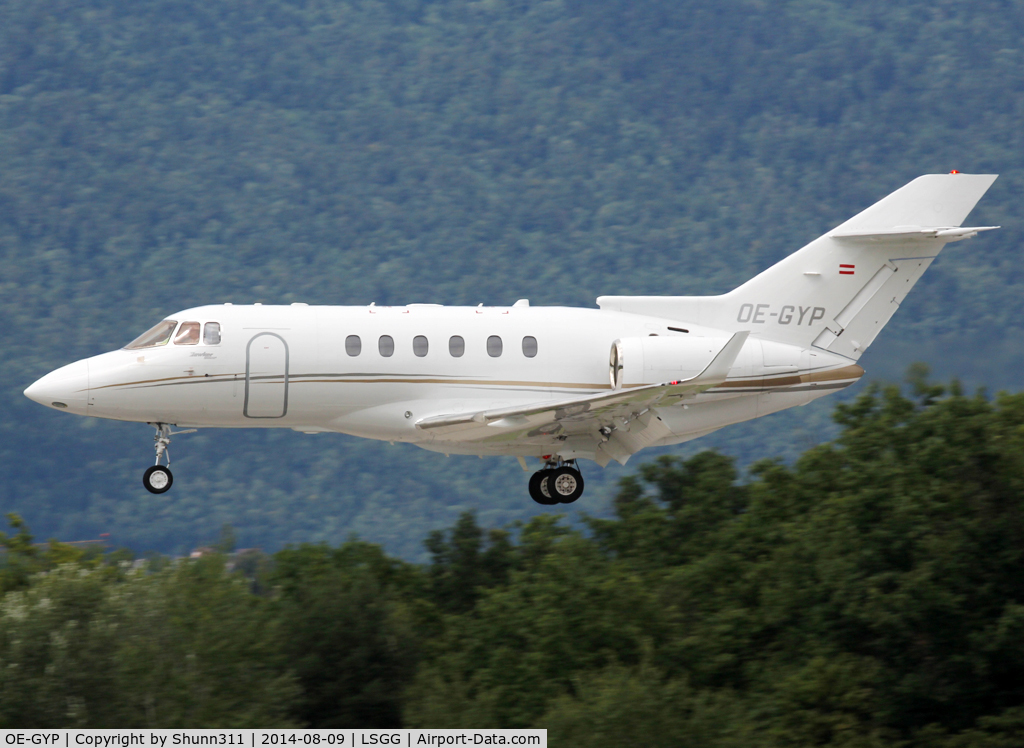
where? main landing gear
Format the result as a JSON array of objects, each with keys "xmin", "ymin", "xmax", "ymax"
[
  {"xmin": 143, "ymin": 423, "xmax": 195, "ymax": 494},
  {"xmin": 529, "ymin": 459, "xmax": 585, "ymax": 505}
]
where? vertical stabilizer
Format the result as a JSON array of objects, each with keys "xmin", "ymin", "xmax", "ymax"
[{"xmin": 598, "ymin": 173, "xmax": 998, "ymax": 359}]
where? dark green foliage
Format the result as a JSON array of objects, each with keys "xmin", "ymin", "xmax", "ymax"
[
  {"xmin": 0, "ymin": 514, "xmax": 39, "ymax": 595},
  {"xmin": 425, "ymin": 511, "xmax": 515, "ymax": 613},
  {"xmin": 408, "ymin": 525, "xmax": 664, "ymax": 727},
  {"xmin": 269, "ymin": 541, "xmax": 426, "ymax": 727},
  {"xmin": 404, "ymin": 378, "xmax": 1024, "ymax": 744},
  {"xmin": 6, "ymin": 376, "xmax": 1024, "ymax": 740},
  {"xmin": 0, "ymin": 547, "xmax": 298, "ymax": 727},
  {"xmin": 540, "ymin": 664, "xmax": 749, "ymax": 748},
  {"xmin": 591, "ymin": 450, "xmax": 748, "ymax": 566},
  {"xmin": 0, "ymin": 513, "xmax": 119, "ymax": 595}
]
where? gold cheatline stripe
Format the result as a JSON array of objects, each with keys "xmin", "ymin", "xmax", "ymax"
[
  {"xmin": 95, "ymin": 364, "xmax": 863, "ymax": 394},
  {"xmin": 297, "ymin": 378, "xmax": 612, "ymax": 389},
  {"xmin": 90, "ymin": 372, "xmax": 244, "ymax": 391},
  {"xmin": 96, "ymin": 368, "xmax": 610, "ymax": 387},
  {"xmin": 715, "ymin": 364, "xmax": 864, "ymax": 389}
]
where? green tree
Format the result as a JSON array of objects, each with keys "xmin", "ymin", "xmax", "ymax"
[
  {"xmin": 270, "ymin": 541, "xmax": 426, "ymax": 728},
  {"xmin": 0, "ymin": 553, "xmax": 298, "ymax": 727},
  {"xmin": 408, "ymin": 375, "xmax": 1024, "ymax": 744},
  {"xmin": 0, "ymin": 513, "xmax": 40, "ymax": 595},
  {"xmin": 114, "ymin": 554, "xmax": 299, "ymax": 727},
  {"xmin": 541, "ymin": 664, "xmax": 748, "ymax": 748},
  {"xmin": 589, "ymin": 451, "xmax": 747, "ymax": 568},
  {"xmin": 425, "ymin": 511, "xmax": 515, "ymax": 613},
  {"xmin": 406, "ymin": 518, "xmax": 666, "ymax": 728}
]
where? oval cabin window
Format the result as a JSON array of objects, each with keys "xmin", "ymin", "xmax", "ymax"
[
  {"xmin": 449, "ymin": 335, "xmax": 465, "ymax": 357},
  {"xmin": 522, "ymin": 336, "xmax": 538, "ymax": 358},
  {"xmin": 345, "ymin": 335, "xmax": 361, "ymax": 356},
  {"xmin": 379, "ymin": 335, "xmax": 395, "ymax": 357},
  {"xmin": 413, "ymin": 335, "xmax": 429, "ymax": 357},
  {"xmin": 487, "ymin": 335, "xmax": 503, "ymax": 357}
]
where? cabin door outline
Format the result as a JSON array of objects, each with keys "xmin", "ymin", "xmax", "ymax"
[{"xmin": 244, "ymin": 333, "xmax": 289, "ymax": 418}]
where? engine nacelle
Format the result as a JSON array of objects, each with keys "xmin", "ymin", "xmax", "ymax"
[{"xmin": 610, "ymin": 336, "xmax": 731, "ymax": 389}]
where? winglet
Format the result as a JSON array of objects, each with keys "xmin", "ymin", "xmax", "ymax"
[{"xmin": 689, "ymin": 331, "xmax": 749, "ymax": 386}]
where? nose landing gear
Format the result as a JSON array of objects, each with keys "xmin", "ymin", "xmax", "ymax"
[
  {"xmin": 529, "ymin": 459, "xmax": 585, "ymax": 505},
  {"xmin": 143, "ymin": 423, "xmax": 195, "ymax": 494}
]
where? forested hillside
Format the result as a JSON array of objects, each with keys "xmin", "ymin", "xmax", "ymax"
[
  {"xmin": 5, "ymin": 379, "xmax": 1024, "ymax": 745},
  {"xmin": 2, "ymin": 0, "xmax": 1022, "ymax": 555}
]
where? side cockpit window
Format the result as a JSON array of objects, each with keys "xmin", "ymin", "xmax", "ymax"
[
  {"xmin": 124, "ymin": 320, "xmax": 177, "ymax": 350},
  {"xmin": 174, "ymin": 322, "xmax": 201, "ymax": 346},
  {"xmin": 204, "ymin": 322, "xmax": 222, "ymax": 346},
  {"xmin": 124, "ymin": 319, "xmax": 221, "ymax": 350}
]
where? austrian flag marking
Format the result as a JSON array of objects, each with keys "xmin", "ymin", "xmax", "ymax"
[{"xmin": 839, "ymin": 263, "xmax": 855, "ymax": 275}]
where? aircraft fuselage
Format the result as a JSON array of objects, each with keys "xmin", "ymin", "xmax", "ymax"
[{"xmin": 26, "ymin": 302, "xmax": 860, "ymax": 460}]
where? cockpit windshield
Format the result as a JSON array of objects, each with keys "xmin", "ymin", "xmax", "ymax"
[{"xmin": 124, "ymin": 320, "xmax": 178, "ymax": 350}]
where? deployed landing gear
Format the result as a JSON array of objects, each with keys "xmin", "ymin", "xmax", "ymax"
[
  {"xmin": 529, "ymin": 459, "xmax": 584, "ymax": 505},
  {"xmin": 143, "ymin": 422, "xmax": 195, "ymax": 495}
]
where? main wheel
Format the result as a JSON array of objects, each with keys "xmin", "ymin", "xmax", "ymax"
[
  {"xmin": 143, "ymin": 465, "xmax": 173, "ymax": 494},
  {"xmin": 529, "ymin": 470, "xmax": 558, "ymax": 505},
  {"xmin": 548, "ymin": 467, "xmax": 585, "ymax": 503}
]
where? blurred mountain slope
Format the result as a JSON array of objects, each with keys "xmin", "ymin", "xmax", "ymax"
[{"xmin": 1, "ymin": 0, "xmax": 1020, "ymax": 557}]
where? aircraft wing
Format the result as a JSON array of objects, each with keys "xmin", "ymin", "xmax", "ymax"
[{"xmin": 415, "ymin": 331, "xmax": 749, "ymax": 465}]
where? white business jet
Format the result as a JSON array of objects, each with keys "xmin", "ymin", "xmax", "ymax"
[{"xmin": 25, "ymin": 174, "xmax": 998, "ymax": 504}]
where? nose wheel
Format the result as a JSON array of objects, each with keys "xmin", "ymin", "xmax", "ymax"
[
  {"xmin": 143, "ymin": 423, "xmax": 195, "ymax": 494},
  {"xmin": 143, "ymin": 465, "xmax": 173, "ymax": 494},
  {"xmin": 529, "ymin": 460, "xmax": 584, "ymax": 505}
]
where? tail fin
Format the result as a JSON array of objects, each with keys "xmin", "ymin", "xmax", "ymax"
[{"xmin": 598, "ymin": 173, "xmax": 998, "ymax": 360}]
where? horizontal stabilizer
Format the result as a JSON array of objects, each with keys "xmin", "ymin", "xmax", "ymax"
[
  {"xmin": 833, "ymin": 173, "xmax": 998, "ymax": 234},
  {"xmin": 831, "ymin": 225, "xmax": 1000, "ymax": 242}
]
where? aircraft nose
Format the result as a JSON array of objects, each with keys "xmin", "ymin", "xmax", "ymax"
[{"xmin": 24, "ymin": 359, "xmax": 90, "ymax": 413}]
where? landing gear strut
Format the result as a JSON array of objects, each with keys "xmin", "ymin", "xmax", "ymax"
[
  {"xmin": 143, "ymin": 423, "xmax": 195, "ymax": 494},
  {"xmin": 529, "ymin": 459, "xmax": 585, "ymax": 505}
]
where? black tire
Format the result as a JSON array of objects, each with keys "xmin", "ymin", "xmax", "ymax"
[
  {"xmin": 548, "ymin": 467, "xmax": 585, "ymax": 503},
  {"xmin": 529, "ymin": 470, "xmax": 558, "ymax": 505},
  {"xmin": 143, "ymin": 465, "xmax": 173, "ymax": 494}
]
